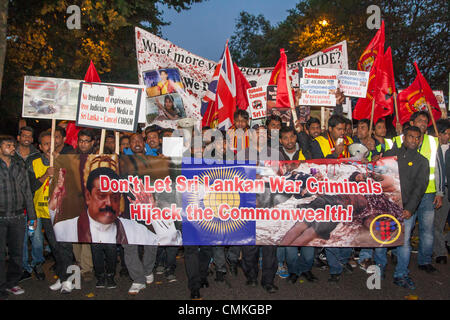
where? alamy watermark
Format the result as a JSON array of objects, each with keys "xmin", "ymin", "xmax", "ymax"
[
  {"xmin": 66, "ymin": 5, "xmax": 81, "ymax": 30},
  {"xmin": 366, "ymin": 265, "xmax": 381, "ymax": 290}
]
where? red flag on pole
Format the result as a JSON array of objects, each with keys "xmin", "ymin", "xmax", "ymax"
[
  {"xmin": 357, "ymin": 20, "xmax": 385, "ymax": 72},
  {"xmin": 268, "ymin": 48, "xmax": 294, "ymax": 108},
  {"xmin": 395, "ymin": 62, "xmax": 441, "ymax": 125},
  {"xmin": 376, "ymin": 46, "xmax": 396, "ymax": 96},
  {"xmin": 65, "ymin": 61, "xmax": 101, "ymax": 148},
  {"xmin": 353, "ymin": 43, "xmax": 393, "ymax": 124},
  {"xmin": 233, "ymin": 62, "xmax": 252, "ymax": 111}
]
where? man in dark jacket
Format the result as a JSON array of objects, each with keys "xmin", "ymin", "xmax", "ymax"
[
  {"xmin": 13, "ymin": 126, "xmax": 43, "ymax": 281},
  {"xmin": 384, "ymin": 126, "xmax": 429, "ymax": 289},
  {"xmin": 0, "ymin": 135, "xmax": 37, "ymax": 299}
]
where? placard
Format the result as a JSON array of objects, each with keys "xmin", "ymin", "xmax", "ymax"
[
  {"xmin": 338, "ymin": 70, "xmax": 370, "ymax": 98},
  {"xmin": 22, "ymin": 76, "xmax": 82, "ymax": 120},
  {"xmin": 247, "ymin": 86, "xmax": 267, "ymax": 120},
  {"xmin": 76, "ymin": 83, "xmax": 141, "ymax": 132}
]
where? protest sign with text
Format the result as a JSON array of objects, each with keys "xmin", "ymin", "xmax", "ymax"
[
  {"xmin": 247, "ymin": 86, "xmax": 267, "ymax": 120},
  {"xmin": 50, "ymin": 153, "xmax": 404, "ymax": 247},
  {"xmin": 135, "ymin": 27, "xmax": 352, "ymax": 122},
  {"xmin": 76, "ymin": 82, "xmax": 142, "ymax": 132}
]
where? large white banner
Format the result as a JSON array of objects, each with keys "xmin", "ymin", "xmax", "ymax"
[{"xmin": 135, "ymin": 27, "xmax": 351, "ymax": 126}]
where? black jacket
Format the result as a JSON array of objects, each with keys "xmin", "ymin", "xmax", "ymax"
[
  {"xmin": 384, "ymin": 144, "xmax": 429, "ymax": 214},
  {"xmin": 446, "ymin": 148, "xmax": 450, "ymax": 201}
]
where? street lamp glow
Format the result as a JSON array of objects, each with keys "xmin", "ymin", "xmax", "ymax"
[{"xmin": 319, "ymin": 19, "xmax": 329, "ymax": 27}]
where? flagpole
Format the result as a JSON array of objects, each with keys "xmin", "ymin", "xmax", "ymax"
[
  {"xmin": 115, "ymin": 131, "xmax": 120, "ymax": 155},
  {"xmin": 99, "ymin": 129, "xmax": 105, "ymax": 154},
  {"xmin": 369, "ymin": 99, "xmax": 375, "ymax": 136},
  {"xmin": 50, "ymin": 119, "xmax": 56, "ymax": 167},
  {"xmin": 393, "ymin": 92, "xmax": 402, "ymax": 134},
  {"xmin": 426, "ymin": 102, "xmax": 439, "ymax": 137},
  {"xmin": 285, "ymin": 64, "xmax": 298, "ymax": 124}
]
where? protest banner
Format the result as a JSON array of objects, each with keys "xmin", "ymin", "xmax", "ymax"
[
  {"xmin": 22, "ymin": 76, "xmax": 82, "ymax": 120},
  {"xmin": 50, "ymin": 153, "xmax": 404, "ymax": 247},
  {"xmin": 135, "ymin": 27, "xmax": 352, "ymax": 124},
  {"xmin": 247, "ymin": 86, "xmax": 267, "ymax": 120},
  {"xmin": 76, "ymin": 82, "xmax": 142, "ymax": 133},
  {"xmin": 298, "ymin": 67, "xmax": 338, "ymax": 106},
  {"xmin": 338, "ymin": 70, "xmax": 370, "ymax": 98}
]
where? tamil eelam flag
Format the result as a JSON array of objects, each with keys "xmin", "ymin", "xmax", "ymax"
[
  {"xmin": 353, "ymin": 43, "xmax": 393, "ymax": 124},
  {"xmin": 395, "ymin": 62, "xmax": 441, "ymax": 125},
  {"xmin": 357, "ymin": 20, "xmax": 385, "ymax": 72}
]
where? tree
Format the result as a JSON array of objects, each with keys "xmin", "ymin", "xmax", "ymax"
[
  {"xmin": 0, "ymin": 0, "xmax": 202, "ymax": 135},
  {"xmin": 0, "ymin": 0, "xmax": 7, "ymax": 98},
  {"xmin": 230, "ymin": 0, "xmax": 449, "ymax": 92}
]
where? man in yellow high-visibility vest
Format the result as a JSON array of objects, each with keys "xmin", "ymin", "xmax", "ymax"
[
  {"xmin": 372, "ymin": 118, "xmax": 393, "ymax": 155},
  {"xmin": 310, "ymin": 114, "xmax": 353, "ymax": 160},
  {"xmin": 310, "ymin": 115, "xmax": 354, "ymax": 283},
  {"xmin": 392, "ymin": 111, "xmax": 444, "ymax": 274}
]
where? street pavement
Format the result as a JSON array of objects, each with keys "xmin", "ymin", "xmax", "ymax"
[{"xmin": 6, "ymin": 250, "xmax": 449, "ymax": 301}]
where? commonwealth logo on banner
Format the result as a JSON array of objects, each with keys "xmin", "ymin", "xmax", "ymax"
[{"xmin": 181, "ymin": 160, "xmax": 256, "ymax": 245}]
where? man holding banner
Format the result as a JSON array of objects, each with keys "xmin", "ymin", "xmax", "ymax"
[
  {"xmin": 392, "ymin": 111, "xmax": 443, "ymax": 275},
  {"xmin": 310, "ymin": 114, "xmax": 354, "ymax": 282},
  {"xmin": 385, "ymin": 126, "xmax": 430, "ymax": 289}
]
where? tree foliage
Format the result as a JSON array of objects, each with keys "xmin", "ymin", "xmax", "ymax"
[
  {"xmin": 1, "ymin": 0, "xmax": 202, "ymax": 134},
  {"xmin": 230, "ymin": 0, "xmax": 449, "ymax": 92}
]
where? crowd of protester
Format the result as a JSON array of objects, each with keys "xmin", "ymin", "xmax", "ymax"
[{"xmin": 0, "ymin": 109, "xmax": 449, "ymax": 300}]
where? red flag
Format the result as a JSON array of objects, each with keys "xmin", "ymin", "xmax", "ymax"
[
  {"xmin": 84, "ymin": 60, "xmax": 101, "ymax": 82},
  {"xmin": 376, "ymin": 47, "xmax": 396, "ymax": 96},
  {"xmin": 395, "ymin": 62, "xmax": 441, "ymax": 125},
  {"xmin": 64, "ymin": 122, "xmax": 80, "ymax": 149},
  {"xmin": 233, "ymin": 62, "xmax": 251, "ymax": 110},
  {"xmin": 65, "ymin": 61, "xmax": 101, "ymax": 147},
  {"xmin": 353, "ymin": 43, "xmax": 392, "ymax": 124},
  {"xmin": 357, "ymin": 20, "xmax": 385, "ymax": 72},
  {"xmin": 268, "ymin": 48, "xmax": 292, "ymax": 108}
]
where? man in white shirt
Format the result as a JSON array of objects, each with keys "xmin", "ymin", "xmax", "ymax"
[{"xmin": 51, "ymin": 166, "xmax": 181, "ymax": 246}]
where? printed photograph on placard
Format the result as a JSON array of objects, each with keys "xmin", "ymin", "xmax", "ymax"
[
  {"xmin": 22, "ymin": 76, "xmax": 82, "ymax": 120},
  {"xmin": 256, "ymin": 157, "xmax": 404, "ymax": 247},
  {"xmin": 143, "ymin": 68, "xmax": 184, "ymax": 97},
  {"xmin": 145, "ymin": 93, "xmax": 186, "ymax": 123},
  {"xmin": 266, "ymin": 85, "xmax": 294, "ymax": 125},
  {"xmin": 49, "ymin": 154, "xmax": 181, "ymax": 246}
]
